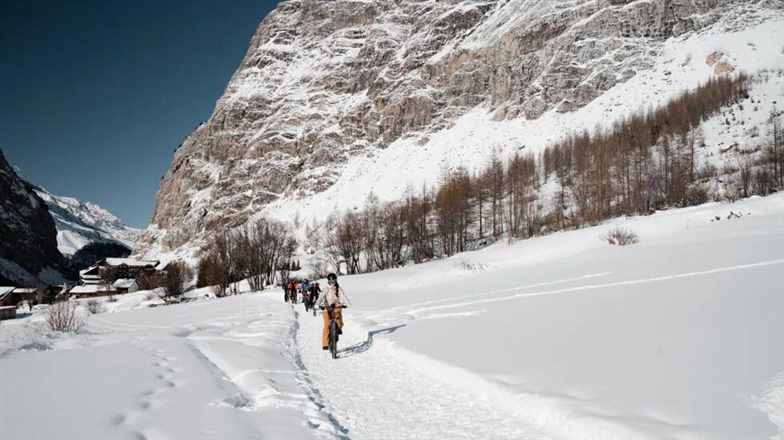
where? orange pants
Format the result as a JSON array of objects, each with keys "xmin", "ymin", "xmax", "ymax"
[{"xmin": 322, "ymin": 308, "xmax": 344, "ymax": 348}]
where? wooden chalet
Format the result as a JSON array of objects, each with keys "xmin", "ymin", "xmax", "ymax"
[
  {"xmin": 0, "ymin": 306, "xmax": 15, "ymax": 320},
  {"xmin": 0, "ymin": 287, "xmax": 14, "ymax": 307},
  {"xmin": 0, "ymin": 286, "xmax": 45, "ymax": 307},
  {"xmin": 73, "ymin": 258, "xmax": 159, "ymax": 298},
  {"xmin": 79, "ymin": 258, "xmax": 160, "ymax": 285}
]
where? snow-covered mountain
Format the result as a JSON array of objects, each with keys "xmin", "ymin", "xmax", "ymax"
[
  {"xmin": 142, "ymin": 0, "xmax": 784, "ymax": 257},
  {"xmin": 34, "ymin": 189, "xmax": 141, "ymax": 256},
  {"xmin": 0, "ymin": 149, "xmax": 140, "ymax": 285},
  {"xmin": 0, "ymin": 150, "xmax": 66, "ymax": 286}
]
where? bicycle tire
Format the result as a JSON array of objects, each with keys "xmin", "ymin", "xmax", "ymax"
[{"xmin": 329, "ymin": 319, "xmax": 339, "ymax": 359}]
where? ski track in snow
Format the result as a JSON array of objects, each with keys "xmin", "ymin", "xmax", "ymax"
[
  {"xmin": 287, "ymin": 309, "xmax": 352, "ymax": 439},
  {"xmin": 400, "ymin": 257, "xmax": 784, "ymax": 317},
  {"xmin": 367, "ymin": 271, "xmax": 613, "ymax": 321}
]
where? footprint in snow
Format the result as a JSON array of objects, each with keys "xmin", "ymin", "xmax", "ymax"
[{"xmin": 109, "ymin": 413, "xmax": 127, "ymax": 427}]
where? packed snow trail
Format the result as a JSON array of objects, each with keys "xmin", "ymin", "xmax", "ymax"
[
  {"xmin": 294, "ymin": 301, "xmax": 712, "ymax": 440},
  {"xmin": 295, "ymin": 305, "xmax": 548, "ymax": 440}
]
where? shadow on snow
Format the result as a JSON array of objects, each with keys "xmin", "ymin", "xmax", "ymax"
[{"xmin": 337, "ymin": 324, "xmax": 407, "ymax": 359}]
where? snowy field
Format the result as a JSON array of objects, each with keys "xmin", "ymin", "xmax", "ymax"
[{"xmin": 3, "ymin": 193, "xmax": 784, "ymax": 439}]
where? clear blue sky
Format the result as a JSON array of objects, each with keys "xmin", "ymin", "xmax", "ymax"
[{"xmin": 1, "ymin": 1, "xmax": 278, "ymax": 228}]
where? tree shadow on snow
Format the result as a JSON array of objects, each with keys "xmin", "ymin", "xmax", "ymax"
[{"xmin": 337, "ymin": 324, "xmax": 407, "ymax": 359}]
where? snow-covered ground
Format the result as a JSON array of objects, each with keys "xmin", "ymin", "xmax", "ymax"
[{"xmin": 3, "ymin": 193, "xmax": 784, "ymax": 439}]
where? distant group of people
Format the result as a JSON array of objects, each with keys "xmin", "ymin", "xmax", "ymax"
[
  {"xmin": 283, "ymin": 273, "xmax": 351, "ymax": 350},
  {"xmin": 283, "ymin": 278, "xmax": 321, "ymax": 309}
]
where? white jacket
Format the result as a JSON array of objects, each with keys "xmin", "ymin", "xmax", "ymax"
[{"xmin": 317, "ymin": 284, "xmax": 350, "ymax": 308}]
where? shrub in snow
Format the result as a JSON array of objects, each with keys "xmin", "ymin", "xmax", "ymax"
[
  {"xmin": 47, "ymin": 301, "xmax": 84, "ymax": 332},
  {"xmin": 457, "ymin": 259, "xmax": 488, "ymax": 271},
  {"xmin": 604, "ymin": 228, "xmax": 639, "ymax": 246},
  {"xmin": 685, "ymin": 185, "xmax": 710, "ymax": 206},
  {"xmin": 86, "ymin": 300, "xmax": 104, "ymax": 315}
]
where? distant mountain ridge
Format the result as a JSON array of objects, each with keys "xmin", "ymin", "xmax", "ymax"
[
  {"xmin": 34, "ymin": 188, "xmax": 141, "ymax": 256},
  {"xmin": 0, "ymin": 149, "xmax": 140, "ymax": 286}
]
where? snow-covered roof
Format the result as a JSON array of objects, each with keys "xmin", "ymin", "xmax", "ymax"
[
  {"xmin": 70, "ymin": 285, "xmax": 111, "ymax": 295},
  {"xmin": 80, "ymin": 266, "xmax": 99, "ymax": 277},
  {"xmin": 104, "ymin": 258, "xmax": 159, "ymax": 268},
  {"xmin": 113, "ymin": 279, "xmax": 137, "ymax": 289},
  {"xmin": 12, "ymin": 288, "xmax": 37, "ymax": 294},
  {"xmin": 0, "ymin": 287, "xmax": 15, "ymax": 296}
]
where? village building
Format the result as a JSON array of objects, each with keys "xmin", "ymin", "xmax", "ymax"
[
  {"xmin": 78, "ymin": 258, "xmax": 160, "ymax": 285},
  {"xmin": 0, "ymin": 287, "xmax": 15, "ymax": 307},
  {"xmin": 69, "ymin": 284, "xmax": 110, "ymax": 296},
  {"xmin": 12, "ymin": 287, "xmax": 39, "ymax": 303},
  {"xmin": 0, "ymin": 306, "xmax": 15, "ymax": 320},
  {"xmin": 72, "ymin": 258, "xmax": 159, "ymax": 297},
  {"xmin": 0, "ymin": 286, "xmax": 47, "ymax": 307},
  {"xmin": 112, "ymin": 278, "xmax": 138, "ymax": 294}
]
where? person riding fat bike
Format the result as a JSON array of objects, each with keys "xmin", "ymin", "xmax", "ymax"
[{"xmin": 317, "ymin": 273, "xmax": 350, "ymax": 350}]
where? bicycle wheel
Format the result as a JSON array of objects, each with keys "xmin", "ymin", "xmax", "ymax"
[{"xmin": 329, "ymin": 319, "xmax": 339, "ymax": 359}]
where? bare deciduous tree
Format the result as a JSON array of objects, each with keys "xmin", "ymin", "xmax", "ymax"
[
  {"xmin": 163, "ymin": 261, "xmax": 193, "ymax": 300},
  {"xmin": 198, "ymin": 219, "xmax": 297, "ymax": 296}
]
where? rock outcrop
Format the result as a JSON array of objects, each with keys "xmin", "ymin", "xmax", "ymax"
[{"xmin": 144, "ymin": 0, "xmax": 782, "ymax": 253}]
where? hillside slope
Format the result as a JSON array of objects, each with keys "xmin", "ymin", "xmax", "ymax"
[{"xmin": 142, "ymin": 0, "xmax": 784, "ymax": 258}]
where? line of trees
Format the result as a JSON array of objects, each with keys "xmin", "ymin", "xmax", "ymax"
[
  {"xmin": 319, "ymin": 73, "xmax": 783, "ymax": 275},
  {"xmin": 197, "ymin": 218, "xmax": 297, "ymax": 296},
  {"xmin": 542, "ymin": 73, "xmax": 751, "ymax": 224}
]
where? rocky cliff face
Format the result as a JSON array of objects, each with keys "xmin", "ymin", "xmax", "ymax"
[
  {"xmin": 145, "ymin": 0, "xmax": 783, "ymax": 253},
  {"xmin": 0, "ymin": 150, "xmax": 66, "ymax": 286}
]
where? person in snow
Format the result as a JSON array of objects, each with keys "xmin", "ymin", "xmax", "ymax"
[
  {"xmin": 301, "ymin": 279, "xmax": 311, "ymax": 310},
  {"xmin": 287, "ymin": 280, "xmax": 297, "ymax": 303},
  {"xmin": 310, "ymin": 282, "xmax": 321, "ymax": 305},
  {"xmin": 317, "ymin": 273, "xmax": 350, "ymax": 350},
  {"xmin": 301, "ymin": 278, "xmax": 311, "ymax": 306},
  {"xmin": 302, "ymin": 288, "xmax": 311, "ymax": 311}
]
